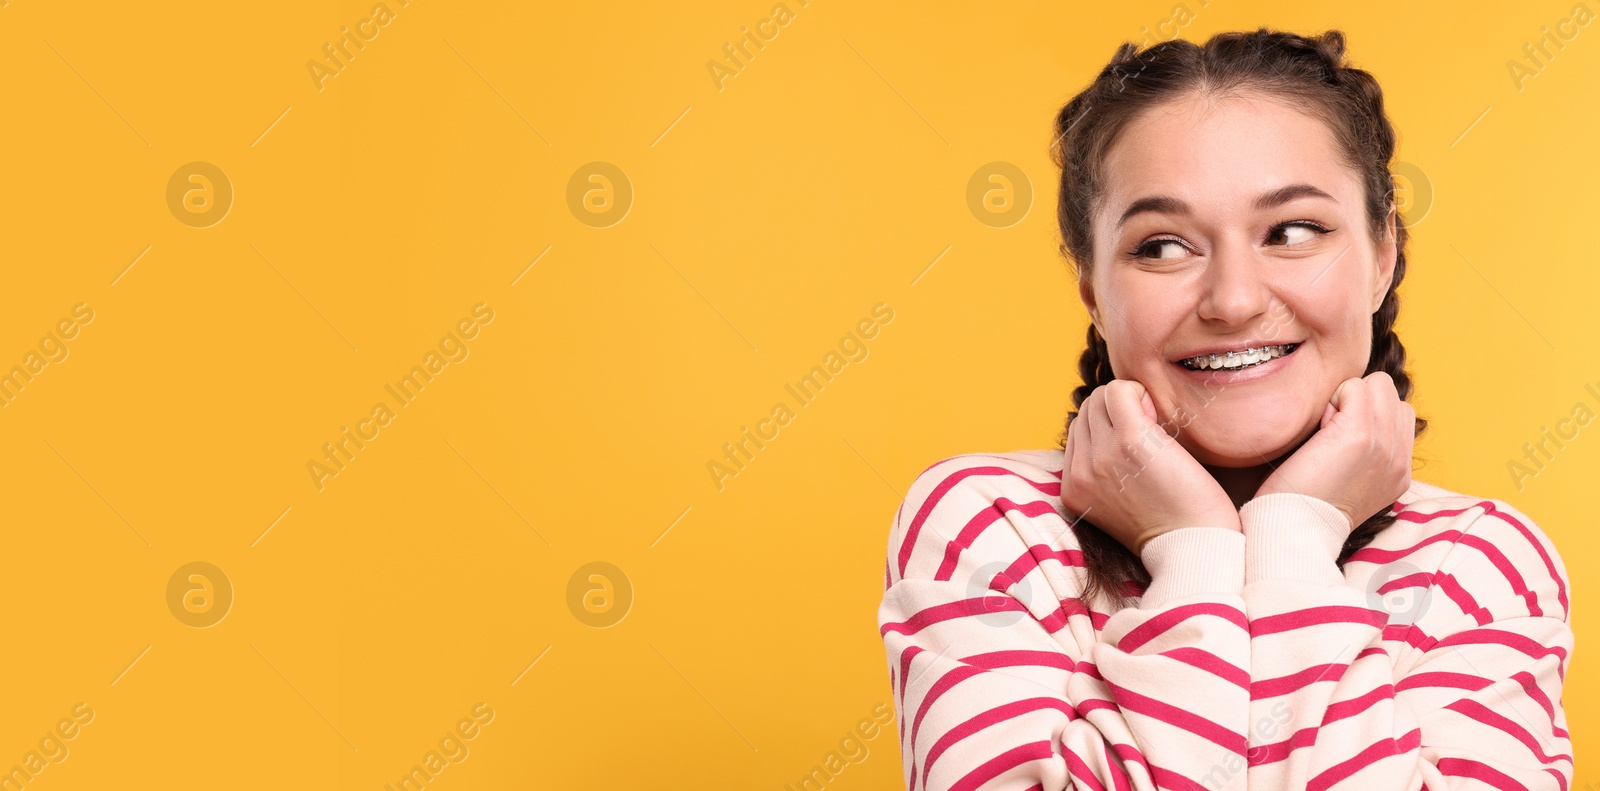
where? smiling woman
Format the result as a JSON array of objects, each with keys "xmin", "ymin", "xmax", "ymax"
[{"xmin": 878, "ymin": 28, "xmax": 1572, "ymax": 791}]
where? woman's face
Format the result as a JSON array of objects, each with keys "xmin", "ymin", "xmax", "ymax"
[{"xmin": 1081, "ymin": 91, "xmax": 1397, "ymax": 468}]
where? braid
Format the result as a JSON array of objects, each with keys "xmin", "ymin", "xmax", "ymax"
[
  {"xmin": 1058, "ymin": 322, "xmax": 1152, "ymax": 611},
  {"xmin": 1341, "ymin": 228, "xmax": 1428, "ymax": 565},
  {"xmin": 1058, "ymin": 324, "xmax": 1115, "ymax": 449}
]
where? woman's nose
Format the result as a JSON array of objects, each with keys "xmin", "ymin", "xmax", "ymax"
[{"xmin": 1196, "ymin": 238, "xmax": 1272, "ymax": 327}]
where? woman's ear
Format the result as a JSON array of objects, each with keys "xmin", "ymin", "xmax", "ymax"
[
  {"xmin": 1078, "ymin": 273, "xmax": 1102, "ymax": 334},
  {"xmin": 1371, "ymin": 204, "xmax": 1399, "ymax": 312}
]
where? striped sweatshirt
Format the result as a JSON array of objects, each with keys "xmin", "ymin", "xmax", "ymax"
[{"xmin": 877, "ymin": 449, "xmax": 1573, "ymax": 791}]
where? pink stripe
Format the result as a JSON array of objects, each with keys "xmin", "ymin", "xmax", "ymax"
[
  {"xmin": 909, "ymin": 663, "xmax": 984, "ymax": 772},
  {"xmin": 897, "ymin": 464, "xmax": 1061, "ymax": 576},
  {"xmin": 1357, "ymin": 507, "xmax": 1553, "ymax": 620},
  {"xmin": 1100, "ymin": 680, "xmax": 1245, "ymax": 754},
  {"xmin": 1431, "ymin": 571, "xmax": 1489, "ymax": 625},
  {"xmin": 1373, "ymin": 571, "xmax": 1429, "ymax": 618},
  {"xmin": 894, "ymin": 665, "xmax": 906, "ymax": 745},
  {"xmin": 1383, "ymin": 622, "xmax": 1435, "ymax": 651},
  {"xmin": 1001, "ymin": 545, "xmax": 1085, "ymax": 588},
  {"xmin": 1035, "ymin": 602, "xmax": 1075, "ymax": 634},
  {"xmin": 935, "ymin": 497, "xmax": 1062, "ymax": 581},
  {"xmin": 898, "ymin": 645, "xmax": 923, "ymax": 707},
  {"xmin": 1064, "ymin": 750, "xmax": 1108, "ymax": 791},
  {"xmin": 1104, "ymin": 741, "xmax": 1132, "ymax": 791},
  {"xmin": 1395, "ymin": 671, "xmax": 1488, "ymax": 693},
  {"xmin": 1110, "ymin": 742, "xmax": 1151, "ymax": 776},
  {"xmin": 887, "ymin": 500, "xmax": 907, "ymax": 587},
  {"xmin": 962, "ymin": 649, "xmax": 1075, "ymax": 674},
  {"xmin": 1159, "ymin": 647, "xmax": 1249, "ymax": 690},
  {"xmin": 1306, "ymin": 727, "xmax": 1420, "ymax": 791},
  {"xmin": 1550, "ymin": 766, "xmax": 1572, "ymax": 791},
  {"xmin": 1145, "ymin": 765, "xmax": 1215, "ymax": 791},
  {"xmin": 1346, "ymin": 530, "xmax": 1461, "ymax": 564},
  {"xmin": 1511, "ymin": 670, "xmax": 1570, "ymax": 739},
  {"xmin": 906, "ymin": 648, "xmax": 1083, "ymax": 788},
  {"xmin": 1393, "ymin": 505, "xmax": 1478, "ymax": 523},
  {"xmin": 1437, "ymin": 757, "xmax": 1551, "ymax": 791},
  {"xmin": 1433, "ymin": 629, "xmax": 1568, "ymax": 667},
  {"xmin": 1117, "ymin": 602, "xmax": 1247, "ymax": 652},
  {"xmin": 948, "ymin": 740, "xmax": 1055, "ymax": 791},
  {"xmin": 1037, "ymin": 596, "xmax": 1110, "ymax": 633},
  {"xmin": 896, "ymin": 668, "xmax": 906, "ymax": 745},
  {"xmin": 1322, "ymin": 684, "xmax": 1393, "ymax": 727},
  {"xmin": 881, "ymin": 595, "xmax": 1030, "ymax": 637},
  {"xmin": 1078, "ymin": 697, "xmax": 1119, "ymax": 717},
  {"xmin": 964, "ymin": 453, "xmax": 1064, "ymax": 483},
  {"xmin": 1248, "ymin": 723, "xmax": 1319, "ymax": 767},
  {"xmin": 933, "ymin": 502, "xmax": 1009, "ymax": 582},
  {"xmin": 1251, "ymin": 605, "xmax": 1387, "ymax": 636},
  {"xmin": 923, "ymin": 698, "xmax": 1075, "ymax": 788},
  {"xmin": 1482, "ymin": 501, "xmax": 1569, "ymax": 617},
  {"xmin": 1250, "ymin": 663, "xmax": 1347, "ymax": 699},
  {"xmin": 1376, "ymin": 571, "xmax": 1431, "ymax": 601},
  {"xmin": 1459, "ymin": 534, "xmax": 1541, "ymax": 617},
  {"xmin": 1445, "ymin": 699, "xmax": 1572, "ymax": 765}
]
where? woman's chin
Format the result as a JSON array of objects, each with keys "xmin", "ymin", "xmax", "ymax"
[{"xmin": 1175, "ymin": 419, "xmax": 1313, "ymax": 468}]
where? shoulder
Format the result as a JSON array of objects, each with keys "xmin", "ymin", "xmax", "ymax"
[
  {"xmin": 886, "ymin": 449, "xmax": 1072, "ymax": 585},
  {"xmin": 1358, "ymin": 479, "xmax": 1570, "ymax": 622}
]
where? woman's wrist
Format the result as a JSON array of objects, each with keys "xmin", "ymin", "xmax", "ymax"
[
  {"xmin": 1240, "ymin": 493, "xmax": 1350, "ymax": 586},
  {"xmin": 1137, "ymin": 527, "xmax": 1246, "ymax": 606},
  {"xmin": 1131, "ymin": 509, "xmax": 1244, "ymax": 555}
]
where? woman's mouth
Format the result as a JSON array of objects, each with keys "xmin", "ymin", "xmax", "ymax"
[
  {"xmin": 1177, "ymin": 343, "xmax": 1299, "ymax": 372},
  {"xmin": 1172, "ymin": 342, "xmax": 1301, "ymax": 386}
]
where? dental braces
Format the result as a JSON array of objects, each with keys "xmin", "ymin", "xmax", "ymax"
[{"xmin": 1184, "ymin": 342, "xmax": 1292, "ymax": 368}]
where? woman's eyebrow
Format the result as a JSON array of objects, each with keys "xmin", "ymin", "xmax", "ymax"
[
  {"xmin": 1115, "ymin": 195, "xmax": 1188, "ymax": 229},
  {"xmin": 1254, "ymin": 183, "xmax": 1337, "ymax": 211},
  {"xmin": 1114, "ymin": 183, "xmax": 1338, "ymax": 229}
]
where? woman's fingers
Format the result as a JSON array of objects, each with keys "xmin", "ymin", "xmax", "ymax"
[
  {"xmin": 1330, "ymin": 375, "xmax": 1367, "ymax": 417},
  {"xmin": 1362, "ymin": 372, "xmax": 1403, "ymax": 441},
  {"xmin": 1083, "ymin": 387, "xmax": 1114, "ymax": 452},
  {"xmin": 1363, "ymin": 371, "xmax": 1399, "ymax": 417},
  {"xmin": 1367, "ymin": 370, "xmax": 1398, "ymax": 398},
  {"xmin": 1262, "ymin": 370, "xmax": 1417, "ymax": 529},
  {"xmin": 1063, "ymin": 401, "xmax": 1095, "ymax": 518},
  {"xmin": 1341, "ymin": 372, "xmax": 1413, "ymax": 492},
  {"xmin": 1065, "ymin": 397, "xmax": 1089, "ymax": 466},
  {"xmin": 1396, "ymin": 401, "xmax": 1415, "ymax": 463},
  {"xmin": 1103, "ymin": 380, "xmax": 1151, "ymax": 436},
  {"xmin": 1076, "ymin": 390, "xmax": 1099, "ymax": 449},
  {"xmin": 1328, "ymin": 372, "xmax": 1400, "ymax": 436}
]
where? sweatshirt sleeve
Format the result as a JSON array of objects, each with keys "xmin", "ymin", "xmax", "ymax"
[
  {"xmin": 1238, "ymin": 492, "xmax": 1573, "ymax": 790},
  {"xmin": 878, "ymin": 456, "xmax": 1252, "ymax": 791}
]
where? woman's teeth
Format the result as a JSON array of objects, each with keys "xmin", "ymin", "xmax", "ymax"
[{"xmin": 1179, "ymin": 343, "xmax": 1297, "ymax": 371}]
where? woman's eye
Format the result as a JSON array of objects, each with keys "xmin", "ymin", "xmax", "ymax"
[
  {"xmin": 1266, "ymin": 222, "xmax": 1330, "ymax": 246},
  {"xmin": 1135, "ymin": 239, "xmax": 1187, "ymax": 259}
]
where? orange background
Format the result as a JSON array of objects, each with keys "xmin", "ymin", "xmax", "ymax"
[{"xmin": 0, "ymin": 0, "xmax": 1595, "ymax": 788}]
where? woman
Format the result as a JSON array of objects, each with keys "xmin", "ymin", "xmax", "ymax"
[{"xmin": 878, "ymin": 28, "xmax": 1572, "ymax": 791}]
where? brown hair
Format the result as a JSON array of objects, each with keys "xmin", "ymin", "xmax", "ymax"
[{"xmin": 1050, "ymin": 28, "xmax": 1427, "ymax": 610}]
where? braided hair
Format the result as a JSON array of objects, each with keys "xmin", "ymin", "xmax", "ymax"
[{"xmin": 1050, "ymin": 29, "xmax": 1427, "ymax": 610}]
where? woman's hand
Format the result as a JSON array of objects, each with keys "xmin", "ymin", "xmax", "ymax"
[
  {"xmin": 1061, "ymin": 379, "xmax": 1241, "ymax": 555},
  {"xmin": 1256, "ymin": 371, "xmax": 1415, "ymax": 532}
]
